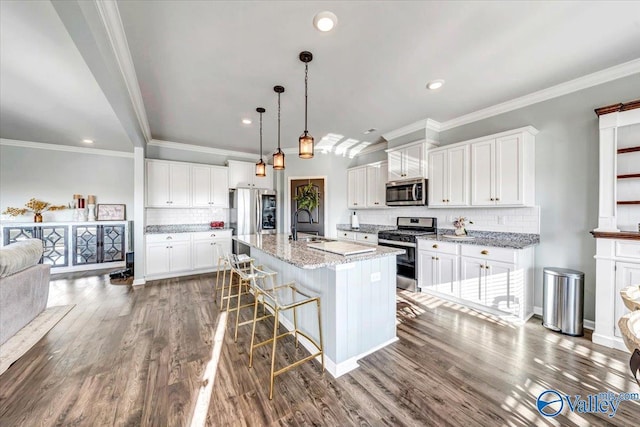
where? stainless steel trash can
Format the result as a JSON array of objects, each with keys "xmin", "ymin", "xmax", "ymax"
[{"xmin": 542, "ymin": 267, "xmax": 585, "ymax": 336}]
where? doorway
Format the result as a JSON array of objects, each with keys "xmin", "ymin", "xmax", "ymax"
[{"xmin": 290, "ymin": 178, "xmax": 325, "ymax": 236}]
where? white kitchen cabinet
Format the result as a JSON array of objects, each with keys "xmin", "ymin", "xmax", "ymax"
[
  {"xmin": 470, "ymin": 131, "xmax": 534, "ymax": 206},
  {"xmin": 227, "ymin": 160, "xmax": 273, "ymax": 189},
  {"xmin": 336, "ymin": 229, "xmax": 377, "ymax": 245},
  {"xmin": 192, "ymin": 231, "xmax": 232, "ymax": 270},
  {"xmin": 192, "ymin": 165, "xmax": 229, "ymax": 208},
  {"xmin": 387, "ymin": 142, "xmax": 425, "ymax": 181},
  {"xmin": 146, "ymin": 160, "xmax": 190, "ymax": 207},
  {"xmin": 365, "ymin": 161, "xmax": 387, "ymax": 208},
  {"xmin": 428, "ymin": 145, "xmax": 469, "ymax": 207},
  {"xmin": 614, "ymin": 262, "xmax": 640, "ymax": 338},
  {"xmin": 347, "ymin": 167, "xmax": 367, "ymax": 209},
  {"xmin": 418, "ymin": 239, "xmax": 534, "ymax": 322},
  {"xmin": 145, "ymin": 233, "xmax": 192, "ymax": 276}
]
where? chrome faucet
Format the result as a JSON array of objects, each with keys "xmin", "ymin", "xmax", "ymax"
[{"xmin": 291, "ymin": 208, "xmax": 314, "ymax": 241}]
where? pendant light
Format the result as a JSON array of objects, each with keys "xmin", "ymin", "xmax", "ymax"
[
  {"xmin": 273, "ymin": 85, "xmax": 285, "ymax": 170},
  {"xmin": 255, "ymin": 107, "xmax": 266, "ymax": 177},
  {"xmin": 298, "ymin": 51, "xmax": 314, "ymax": 159}
]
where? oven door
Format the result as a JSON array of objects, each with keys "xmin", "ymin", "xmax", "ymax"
[{"xmin": 378, "ymin": 239, "xmax": 417, "ymax": 291}]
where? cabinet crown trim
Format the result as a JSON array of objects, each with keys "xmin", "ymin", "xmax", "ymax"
[
  {"xmin": 385, "ymin": 139, "xmax": 439, "ymax": 153},
  {"xmin": 429, "ymin": 126, "xmax": 538, "ymax": 152}
]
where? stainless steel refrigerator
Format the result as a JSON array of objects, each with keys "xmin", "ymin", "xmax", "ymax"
[{"xmin": 229, "ymin": 188, "xmax": 277, "ymax": 254}]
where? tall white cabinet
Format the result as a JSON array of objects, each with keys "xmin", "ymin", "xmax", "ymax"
[
  {"xmin": 192, "ymin": 165, "xmax": 229, "ymax": 207},
  {"xmin": 428, "ymin": 145, "xmax": 469, "ymax": 206},
  {"xmin": 592, "ymin": 100, "xmax": 640, "ymax": 352},
  {"xmin": 347, "ymin": 161, "xmax": 387, "ymax": 209},
  {"xmin": 146, "ymin": 160, "xmax": 191, "ymax": 207}
]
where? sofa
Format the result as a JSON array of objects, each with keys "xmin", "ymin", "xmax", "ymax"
[{"xmin": 0, "ymin": 239, "xmax": 51, "ymax": 345}]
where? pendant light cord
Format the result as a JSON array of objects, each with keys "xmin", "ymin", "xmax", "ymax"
[
  {"xmin": 277, "ymin": 92, "xmax": 281, "ymax": 149},
  {"xmin": 304, "ymin": 63, "xmax": 309, "ymax": 133},
  {"xmin": 259, "ymin": 110, "xmax": 263, "ymax": 159}
]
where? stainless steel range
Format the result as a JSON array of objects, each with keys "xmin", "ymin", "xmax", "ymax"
[{"xmin": 378, "ymin": 217, "xmax": 437, "ymax": 292}]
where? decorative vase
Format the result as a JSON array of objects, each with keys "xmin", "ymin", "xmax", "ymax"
[
  {"xmin": 454, "ymin": 227, "xmax": 466, "ymax": 236},
  {"xmin": 34, "ymin": 213, "xmax": 43, "ymax": 223},
  {"xmin": 88, "ymin": 204, "xmax": 96, "ymax": 221}
]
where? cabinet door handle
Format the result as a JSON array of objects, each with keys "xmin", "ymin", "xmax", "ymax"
[
  {"xmin": 435, "ymin": 257, "xmax": 439, "ymax": 261},
  {"xmin": 442, "ymin": 199, "xmax": 446, "ymax": 202},
  {"xmin": 432, "ymin": 244, "xmax": 438, "ymax": 249},
  {"xmin": 490, "ymin": 198, "xmax": 494, "ymax": 201},
  {"xmin": 481, "ymin": 250, "xmax": 489, "ymax": 255},
  {"xmin": 495, "ymin": 198, "xmax": 500, "ymax": 201}
]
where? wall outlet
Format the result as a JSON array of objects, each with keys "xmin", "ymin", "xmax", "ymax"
[{"xmin": 371, "ymin": 272, "xmax": 381, "ymax": 282}]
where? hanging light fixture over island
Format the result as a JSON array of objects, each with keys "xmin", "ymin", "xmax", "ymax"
[
  {"xmin": 273, "ymin": 85, "xmax": 285, "ymax": 170},
  {"xmin": 255, "ymin": 107, "xmax": 266, "ymax": 177},
  {"xmin": 298, "ymin": 51, "xmax": 314, "ymax": 159}
]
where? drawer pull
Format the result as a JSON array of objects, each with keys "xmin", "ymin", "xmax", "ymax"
[
  {"xmin": 481, "ymin": 250, "xmax": 489, "ymax": 255},
  {"xmin": 210, "ymin": 234, "xmax": 216, "ymax": 237},
  {"xmin": 432, "ymin": 244, "xmax": 438, "ymax": 249},
  {"xmin": 364, "ymin": 236, "xmax": 368, "ymax": 239},
  {"xmin": 166, "ymin": 236, "xmax": 173, "ymax": 240}
]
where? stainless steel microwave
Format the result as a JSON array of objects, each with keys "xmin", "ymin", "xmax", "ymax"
[{"xmin": 385, "ymin": 178, "xmax": 428, "ymax": 206}]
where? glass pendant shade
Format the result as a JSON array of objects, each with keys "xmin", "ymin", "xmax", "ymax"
[
  {"xmin": 273, "ymin": 148, "xmax": 285, "ymax": 170},
  {"xmin": 299, "ymin": 132, "xmax": 314, "ymax": 159},
  {"xmin": 255, "ymin": 159, "xmax": 266, "ymax": 177}
]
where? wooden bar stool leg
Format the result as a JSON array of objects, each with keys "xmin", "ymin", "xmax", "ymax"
[{"xmin": 269, "ymin": 309, "xmax": 280, "ymax": 400}]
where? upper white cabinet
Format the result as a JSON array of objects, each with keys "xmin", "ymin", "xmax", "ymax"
[
  {"xmin": 192, "ymin": 165, "xmax": 229, "ymax": 208},
  {"xmin": 348, "ymin": 161, "xmax": 388, "ymax": 209},
  {"xmin": 470, "ymin": 131, "xmax": 535, "ymax": 206},
  {"xmin": 428, "ymin": 145, "xmax": 469, "ymax": 207},
  {"xmin": 227, "ymin": 160, "xmax": 273, "ymax": 190},
  {"xmin": 347, "ymin": 167, "xmax": 367, "ymax": 209},
  {"xmin": 387, "ymin": 142, "xmax": 427, "ymax": 181},
  {"xmin": 146, "ymin": 160, "xmax": 191, "ymax": 207},
  {"xmin": 365, "ymin": 161, "xmax": 387, "ymax": 208}
]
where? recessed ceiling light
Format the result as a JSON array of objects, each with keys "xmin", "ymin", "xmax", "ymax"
[
  {"xmin": 426, "ymin": 79, "xmax": 445, "ymax": 90},
  {"xmin": 313, "ymin": 11, "xmax": 337, "ymax": 32},
  {"xmin": 242, "ymin": 118, "xmax": 252, "ymax": 125},
  {"xmin": 82, "ymin": 139, "xmax": 94, "ymax": 143},
  {"xmin": 363, "ymin": 128, "xmax": 377, "ymax": 135}
]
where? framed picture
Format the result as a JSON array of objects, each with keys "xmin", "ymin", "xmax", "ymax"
[{"xmin": 97, "ymin": 204, "xmax": 126, "ymax": 221}]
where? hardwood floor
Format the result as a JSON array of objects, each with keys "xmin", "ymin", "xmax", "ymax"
[{"xmin": 0, "ymin": 272, "xmax": 638, "ymax": 426}]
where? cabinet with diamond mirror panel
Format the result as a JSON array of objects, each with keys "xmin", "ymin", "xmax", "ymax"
[
  {"xmin": 3, "ymin": 225, "xmax": 69, "ymax": 267},
  {"xmin": 73, "ymin": 225, "xmax": 125, "ymax": 265}
]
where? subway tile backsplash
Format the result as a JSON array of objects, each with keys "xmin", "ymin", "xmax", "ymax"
[
  {"xmin": 353, "ymin": 206, "xmax": 540, "ymax": 234},
  {"xmin": 146, "ymin": 207, "xmax": 228, "ymax": 225}
]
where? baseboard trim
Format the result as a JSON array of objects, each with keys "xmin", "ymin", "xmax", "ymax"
[
  {"xmin": 278, "ymin": 314, "xmax": 398, "ymax": 378},
  {"xmin": 132, "ymin": 278, "xmax": 146, "ymax": 286},
  {"xmin": 592, "ymin": 332, "xmax": 628, "ymax": 352},
  {"xmin": 533, "ymin": 306, "xmax": 595, "ymax": 330}
]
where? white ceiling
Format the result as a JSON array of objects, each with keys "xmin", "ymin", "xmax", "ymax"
[
  {"xmin": 0, "ymin": 0, "xmax": 133, "ymax": 152},
  {"xmin": 1, "ymin": 1, "xmax": 639, "ymax": 155}
]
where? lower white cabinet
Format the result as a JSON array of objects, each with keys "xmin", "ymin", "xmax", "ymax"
[
  {"xmin": 336, "ymin": 229, "xmax": 378, "ymax": 245},
  {"xmin": 192, "ymin": 231, "xmax": 232, "ymax": 270},
  {"xmin": 614, "ymin": 261, "xmax": 640, "ymax": 338},
  {"xmin": 145, "ymin": 230, "xmax": 232, "ymax": 279},
  {"xmin": 418, "ymin": 239, "xmax": 534, "ymax": 322}
]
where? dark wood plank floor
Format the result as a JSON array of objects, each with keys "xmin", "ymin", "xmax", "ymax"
[{"xmin": 0, "ymin": 272, "xmax": 638, "ymax": 426}]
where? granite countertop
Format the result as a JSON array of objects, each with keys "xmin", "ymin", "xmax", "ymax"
[
  {"xmin": 336, "ymin": 224, "xmax": 397, "ymax": 233},
  {"xmin": 234, "ymin": 234, "xmax": 404, "ymax": 269},
  {"xmin": 417, "ymin": 229, "xmax": 539, "ymax": 249},
  {"xmin": 145, "ymin": 224, "xmax": 232, "ymax": 234}
]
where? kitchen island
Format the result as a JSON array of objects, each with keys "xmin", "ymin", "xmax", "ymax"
[{"xmin": 234, "ymin": 234, "xmax": 404, "ymax": 377}]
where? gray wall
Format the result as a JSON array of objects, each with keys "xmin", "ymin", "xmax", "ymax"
[
  {"xmin": 146, "ymin": 144, "xmax": 254, "ymax": 166},
  {"xmin": 437, "ymin": 73, "xmax": 640, "ymax": 321},
  {"xmin": 0, "ymin": 145, "xmax": 134, "ymax": 221}
]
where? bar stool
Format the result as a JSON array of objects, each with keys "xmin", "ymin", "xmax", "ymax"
[
  {"xmin": 248, "ymin": 265, "xmax": 324, "ymax": 400},
  {"xmin": 213, "ymin": 244, "xmax": 230, "ymax": 306},
  {"xmin": 227, "ymin": 254, "xmax": 277, "ymax": 342}
]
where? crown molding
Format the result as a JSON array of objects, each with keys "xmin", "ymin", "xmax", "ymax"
[
  {"xmin": 0, "ymin": 138, "xmax": 134, "ymax": 158},
  {"xmin": 438, "ymin": 58, "xmax": 640, "ymax": 132},
  {"xmin": 356, "ymin": 141, "xmax": 388, "ymax": 155},
  {"xmin": 147, "ymin": 139, "xmax": 257, "ymax": 159},
  {"xmin": 382, "ymin": 120, "xmax": 425, "ymax": 141},
  {"xmin": 95, "ymin": 0, "xmax": 152, "ymax": 142}
]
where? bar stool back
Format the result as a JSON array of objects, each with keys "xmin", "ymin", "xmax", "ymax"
[{"xmin": 248, "ymin": 265, "xmax": 324, "ymax": 399}]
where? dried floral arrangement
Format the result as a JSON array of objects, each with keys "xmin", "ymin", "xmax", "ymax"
[
  {"xmin": 2, "ymin": 198, "xmax": 67, "ymax": 216},
  {"xmin": 453, "ymin": 216, "xmax": 473, "ymax": 235}
]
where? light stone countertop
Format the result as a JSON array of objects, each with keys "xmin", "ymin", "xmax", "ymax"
[
  {"xmin": 417, "ymin": 229, "xmax": 539, "ymax": 249},
  {"xmin": 336, "ymin": 224, "xmax": 397, "ymax": 233},
  {"xmin": 145, "ymin": 224, "xmax": 232, "ymax": 234},
  {"xmin": 234, "ymin": 234, "xmax": 404, "ymax": 270}
]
